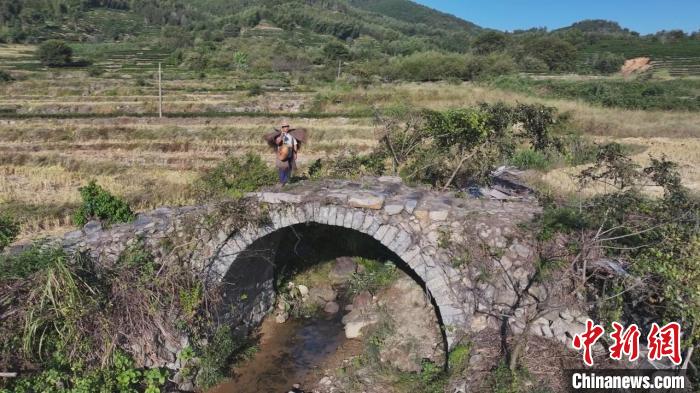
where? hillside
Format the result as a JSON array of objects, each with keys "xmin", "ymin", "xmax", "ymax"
[
  {"xmin": 0, "ymin": 0, "xmax": 481, "ymax": 46},
  {"xmin": 557, "ymin": 19, "xmax": 636, "ymax": 35},
  {"xmin": 348, "ymin": 0, "xmax": 481, "ymax": 33},
  {"xmin": 2, "ymin": 0, "xmax": 699, "ymax": 79}
]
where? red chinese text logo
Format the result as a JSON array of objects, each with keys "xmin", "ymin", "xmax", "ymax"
[
  {"xmin": 609, "ymin": 322, "xmax": 641, "ymax": 362},
  {"xmin": 572, "ymin": 320, "xmax": 682, "ymax": 366},
  {"xmin": 572, "ymin": 319, "xmax": 605, "ymax": 367},
  {"xmin": 647, "ymin": 322, "xmax": 682, "ymax": 365}
]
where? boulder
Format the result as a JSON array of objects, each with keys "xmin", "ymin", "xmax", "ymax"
[
  {"xmin": 324, "ymin": 301, "xmax": 340, "ymax": 314},
  {"xmin": 352, "ymin": 291, "xmax": 373, "ymax": 309},
  {"xmin": 329, "ymin": 257, "xmax": 357, "ymax": 284},
  {"xmin": 309, "ymin": 284, "xmax": 337, "ymax": 304},
  {"xmin": 275, "ymin": 311, "xmax": 289, "ymax": 324},
  {"xmin": 342, "ymin": 309, "xmax": 380, "ymax": 339},
  {"xmin": 297, "ymin": 284, "xmax": 309, "ymax": 298},
  {"xmin": 377, "ymin": 276, "xmax": 445, "ymax": 372}
]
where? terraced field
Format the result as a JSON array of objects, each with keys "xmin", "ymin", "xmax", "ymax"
[
  {"xmin": 582, "ymin": 38, "xmax": 700, "ymax": 77},
  {"xmin": 1, "ymin": 61, "xmax": 699, "ymax": 241},
  {"xmin": 0, "ymin": 68, "xmax": 376, "ymax": 238},
  {"xmin": 650, "ymin": 57, "xmax": 700, "ymax": 77}
]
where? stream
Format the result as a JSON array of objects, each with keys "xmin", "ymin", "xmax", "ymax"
[{"xmin": 208, "ymin": 307, "xmax": 361, "ymax": 393}]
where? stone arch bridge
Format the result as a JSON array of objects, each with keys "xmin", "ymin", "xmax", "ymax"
[{"xmin": 57, "ymin": 176, "xmax": 592, "ymax": 371}]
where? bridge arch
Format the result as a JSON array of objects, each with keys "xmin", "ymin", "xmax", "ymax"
[{"xmin": 204, "ymin": 201, "xmax": 465, "ymax": 349}]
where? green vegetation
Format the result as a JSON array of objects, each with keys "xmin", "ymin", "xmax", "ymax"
[
  {"xmin": 312, "ymin": 102, "xmax": 568, "ymax": 190},
  {"xmin": 196, "ymin": 152, "xmax": 277, "ymax": 199},
  {"xmin": 4, "ymin": 0, "xmax": 699, "ymax": 82},
  {"xmin": 589, "ymin": 51, "xmax": 626, "ymax": 74},
  {"xmin": 0, "ymin": 245, "xmax": 171, "ymax": 393},
  {"xmin": 196, "ymin": 326, "xmax": 247, "ymax": 389},
  {"xmin": 1, "ymin": 350, "xmax": 167, "ymax": 393},
  {"xmin": 0, "ymin": 214, "xmax": 19, "ymax": 251},
  {"xmin": 487, "ymin": 361, "xmax": 542, "ymax": 393},
  {"xmin": 374, "ymin": 102, "xmax": 563, "ymax": 189},
  {"xmin": 73, "ymin": 180, "xmax": 135, "ymax": 227},
  {"xmin": 535, "ymin": 143, "xmax": 700, "ymax": 346},
  {"xmin": 348, "ymin": 258, "xmax": 399, "ymax": 296},
  {"xmin": 509, "ymin": 149, "xmax": 552, "ymax": 171},
  {"xmin": 0, "ymin": 70, "xmax": 13, "ymax": 82},
  {"xmin": 0, "ymin": 245, "xmax": 64, "ymax": 280},
  {"xmin": 447, "ymin": 342, "xmax": 472, "ymax": 372},
  {"xmin": 0, "ymin": 232, "xmax": 263, "ymax": 393},
  {"xmin": 490, "ymin": 75, "xmax": 700, "ymax": 111},
  {"xmin": 36, "ymin": 39, "xmax": 73, "ymax": 66}
]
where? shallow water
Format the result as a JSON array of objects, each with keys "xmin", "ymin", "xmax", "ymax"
[{"xmin": 208, "ymin": 309, "xmax": 355, "ymax": 393}]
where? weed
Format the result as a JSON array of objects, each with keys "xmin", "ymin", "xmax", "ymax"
[
  {"xmin": 448, "ymin": 342, "xmax": 472, "ymax": 372},
  {"xmin": 510, "ymin": 148, "xmax": 552, "ymax": 171},
  {"xmin": 179, "ymin": 283, "xmax": 203, "ymax": 318},
  {"xmin": 196, "ymin": 326, "xmax": 251, "ymax": 389},
  {"xmin": 348, "ymin": 259, "xmax": 398, "ymax": 296},
  {"xmin": 488, "ymin": 361, "xmax": 531, "ymax": 393},
  {"xmin": 0, "ymin": 213, "xmax": 19, "ymax": 251},
  {"xmin": 0, "ymin": 245, "xmax": 65, "ymax": 280}
]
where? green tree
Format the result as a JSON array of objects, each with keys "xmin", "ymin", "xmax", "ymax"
[
  {"xmin": 472, "ymin": 31, "xmax": 509, "ymax": 55},
  {"xmin": 323, "ymin": 41, "xmax": 350, "ymax": 61},
  {"xmin": 36, "ymin": 39, "xmax": 73, "ymax": 66},
  {"xmin": 525, "ymin": 36, "xmax": 578, "ymax": 72},
  {"xmin": 590, "ymin": 52, "xmax": 625, "ymax": 74}
]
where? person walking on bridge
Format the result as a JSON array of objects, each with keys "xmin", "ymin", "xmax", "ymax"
[{"xmin": 264, "ymin": 121, "xmax": 307, "ymax": 186}]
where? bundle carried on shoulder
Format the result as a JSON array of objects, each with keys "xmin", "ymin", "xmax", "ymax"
[{"xmin": 263, "ymin": 127, "xmax": 308, "ymax": 150}]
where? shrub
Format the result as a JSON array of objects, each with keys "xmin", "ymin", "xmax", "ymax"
[
  {"xmin": 472, "ymin": 31, "xmax": 509, "ymax": 55},
  {"xmin": 524, "ymin": 37, "xmax": 578, "ymax": 72},
  {"xmin": 247, "ymin": 83, "xmax": 263, "ymax": 96},
  {"xmin": 86, "ymin": 66, "xmax": 105, "ymax": 77},
  {"xmin": 0, "ymin": 69, "xmax": 14, "ymax": 82},
  {"xmin": 36, "ymin": 40, "xmax": 73, "ymax": 66},
  {"xmin": 0, "ymin": 214, "xmax": 19, "ymax": 252},
  {"xmin": 539, "ymin": 147, "xmax": 700, "ymax": 347},
  {"xmin": 323, "ymin": 41, "xmax": 350, "ymax": 61},
  {"xmin": 591, "ymin": 51, "xmax": 625, "ymax": 74},
  {"xmin": 73, "ymin": 181, "xmax": 135, "ymax": 227},
  {"xmin": 197, "ymin": 153, "xmax": 276, "ymax": 199},
  {"xmin": 196, "ymin": 326, "xmax": 240, "ymax": 389},
  {"xmin": 509, "ymin": 148, "xmax": 551, "ymax": 170},
  {"xmin": 519, "ymin": 55, "xmax": 549, "ymax": 73},
  {"xmin": 304, "ymin": 149, "xmax": 386, "ymax": 180},
  {"xmin": 2, "ymin": 350, "xmax": 167, "ymax": 393}
]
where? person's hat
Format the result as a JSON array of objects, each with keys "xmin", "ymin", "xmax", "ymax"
[{"xmin": 281, "ymin": 120, "xmax": 290, "ymax": 127}]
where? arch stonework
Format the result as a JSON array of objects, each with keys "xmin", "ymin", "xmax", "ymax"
[{"xmin": 208, "ymin": 200, "xmax": 466, "ymax": 347}]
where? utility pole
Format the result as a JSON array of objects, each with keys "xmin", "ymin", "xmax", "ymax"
[
  {"xmin": 337, "ymin": 59, "xmax": 342, "ymax": 79},
  {"xmin": 158, "ymin": 62, "xmax": 163, "ymax": 118}
]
